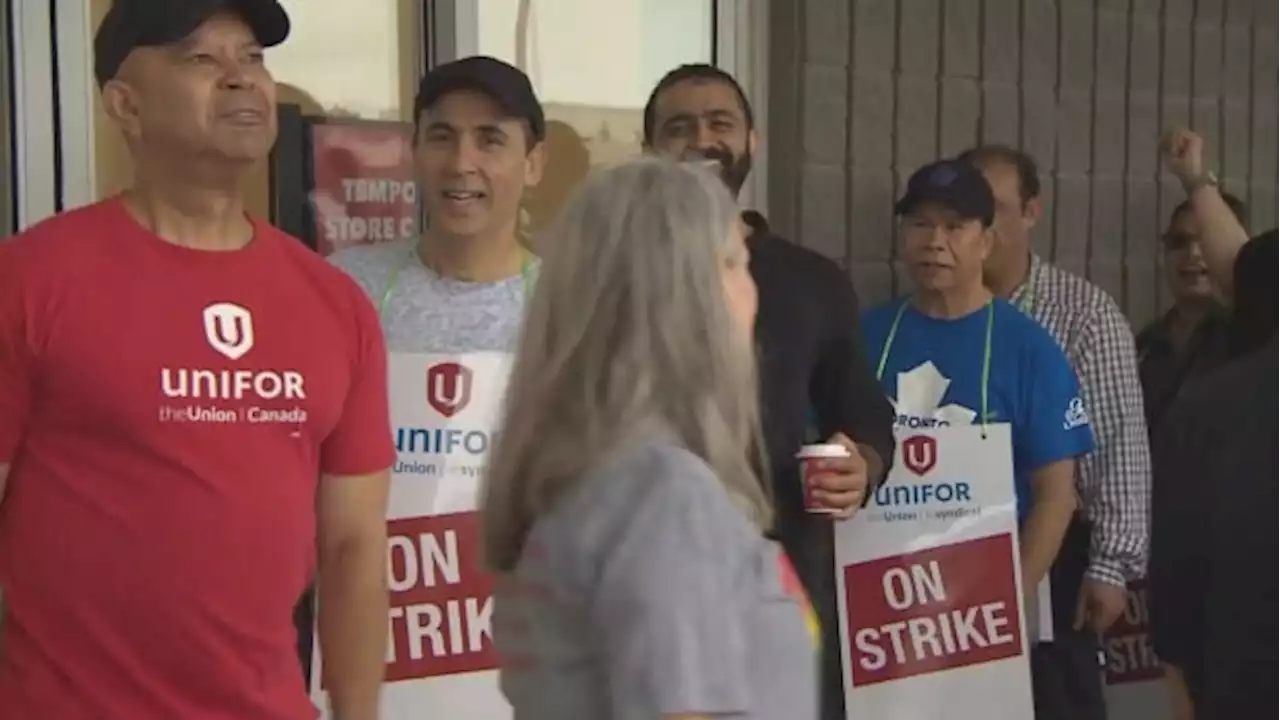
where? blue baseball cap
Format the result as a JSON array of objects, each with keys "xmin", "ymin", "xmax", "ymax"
[{"xmin": 895, "ymin": 159, "xmax": 996, "ymax": 227}]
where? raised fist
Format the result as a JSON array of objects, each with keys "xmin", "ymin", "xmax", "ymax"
[{"xmin": 1159, "ymin": 127, "xmax": 1204, "ymax": 183}]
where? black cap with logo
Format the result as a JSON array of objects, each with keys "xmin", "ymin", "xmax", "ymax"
[
  {"xmin": 94, "ymin": 0, "xmax": 291, "ymax": 88},
  {"xmin": 895, "ymin": 158, "xmax": 996, "ymax": 227},
  {"xmin": 413, "ymin": 56, "xmax": 546, "ymax": 143}
]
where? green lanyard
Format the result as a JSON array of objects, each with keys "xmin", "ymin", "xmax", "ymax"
[
  {"xmin": 874, "ymin": 299, "xmax": 996, "ymax": 436},
  {"xmin": 378, "ymin": 247, "xmax": 536, "ymax": 318}
]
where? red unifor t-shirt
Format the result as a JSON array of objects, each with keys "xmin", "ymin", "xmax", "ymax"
[{"xmin": 0, "ymin": 198, "xmax": 395, "ymax": 719}]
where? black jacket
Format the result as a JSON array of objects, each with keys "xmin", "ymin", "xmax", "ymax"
[
  {"xmin": 745, "ymin": 212, "xmax": 894, "ymax": 720},
  {"xmin": 1148, "ymin": 341, "xmax": 1278, "ymax": 720}
]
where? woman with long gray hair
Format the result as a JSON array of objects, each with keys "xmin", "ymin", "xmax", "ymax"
[{"xmin": 481, "ymin": 157, "xmax": 819, "ymax": 719}]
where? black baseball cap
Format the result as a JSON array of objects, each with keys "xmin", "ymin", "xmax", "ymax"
[
  {"xmin": 413, "ymin": 56, "xmax": 546, "ymax": 143},
  {"xmin": 895, "ymin": 158, "xmax": 996, "ymax": 227},
  {"xmin": 94, "ymin": 0, "xmax": 291, "ymax": 87}
]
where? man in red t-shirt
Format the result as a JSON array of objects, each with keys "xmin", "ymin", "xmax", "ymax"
[{"xmin": 0, "ymin": 2, "xmax": 393, "ymax": 718}]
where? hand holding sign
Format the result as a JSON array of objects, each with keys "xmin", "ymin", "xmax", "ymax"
[
  {"xmin": 808, "ymin": 433, "xmax": 868, "ymax": 519},
  {"xmin": 1075, "ymin": 577, "xmax": 1127, "ymax": 634}
]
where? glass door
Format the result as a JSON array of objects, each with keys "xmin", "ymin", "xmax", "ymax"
[{"xmin": 0, "ymin": 1, "xmax": 14, "ymax": 235}]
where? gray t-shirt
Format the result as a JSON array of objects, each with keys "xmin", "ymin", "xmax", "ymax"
[
  {"xmin": 493, "ymin": 436, "xmax": 819, "ymax": 720},
  {"xmin": 328, "ymin": 239, "xmax": 530, "ymax": 352}
]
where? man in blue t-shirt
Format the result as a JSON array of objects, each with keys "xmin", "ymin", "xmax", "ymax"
[{"xmin": 861, "ymin": 158, "xmax": 1095, "ymax": 597}]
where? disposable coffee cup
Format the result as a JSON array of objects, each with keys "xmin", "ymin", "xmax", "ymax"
[{"xmin": 795, "ymin": 443, "xmax": 851, "ymax": 514}]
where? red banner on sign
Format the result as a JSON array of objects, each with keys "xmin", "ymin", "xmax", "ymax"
[
  {"xmin": 383, "ymin": 512, "xmax": 497, "ymax": 683},
  {"xmin": 842, "ymin": 533, "xmax": 1023, "ymax": 686},
  {"xmin": 1102, "ymin": 580, "xmax": 1161, "ymax": 684},
  {"xmin": 308, "ymin": 121, "xmax": 417, "ymax": 257}
]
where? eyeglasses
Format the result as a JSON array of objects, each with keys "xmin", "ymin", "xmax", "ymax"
[{"xmin": 1161, "ymin": 232, "xmax": 1197, "ymax": 252}]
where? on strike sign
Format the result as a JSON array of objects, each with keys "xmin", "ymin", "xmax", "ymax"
[
  {"xmin": 835, "ymin": 425, "xmax": 1033, "ymax": 719},
  {"xmin": 307, "ymin": 120, "xmax": 418, "ymax": 257},
  {"xmin": 384, "ymin": 513, "xmax": 496, "ymax": 681},
  {"xmin": 311, "ymin": 352, "xmax": 514, "ymax": 719},
  {"xmin": 844, "ymin": 534, "xmax": 1022, "ymax": 686},
  {"xmin": 1102, "ymin": 580, "xmax": 1170, "ymax": 720}
]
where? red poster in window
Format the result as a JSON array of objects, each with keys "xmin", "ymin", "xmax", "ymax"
[{"xmin": 308, "ymin": 120, "xmax": 418, "ymax": 257}]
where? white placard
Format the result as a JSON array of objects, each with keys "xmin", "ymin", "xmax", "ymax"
[
  {"xmin": 310, "ymin": 352, "xmax": 514, "ymax": 719},
  {"xmin": 835, "ymin": 424, "xmax": 1035, "ymax": 720}
]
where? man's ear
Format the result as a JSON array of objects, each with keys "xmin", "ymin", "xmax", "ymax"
[
  {"xmin": 980, "ymin": 226, "xmax": 997, "ymax": 262},
  {"xmin": 100, "ymin": 79, "xmax": 142, "ymax": 138},
  {"xmin": 1022, "ymin": 196, "xmax": 1043, "ymax": 232},
  {"xmin": 746, "ymin": 128, "xmax": 761, "ymax": 157},
  {"xmin": 524, "ymin": 141, "xmax": 546, "ymax": 188}
]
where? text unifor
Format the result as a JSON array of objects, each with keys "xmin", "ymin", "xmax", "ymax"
[
  {"xmin": 160, "ymin": 367, "xmax": 306, "ymax": 401},
  {"xmin": 386, "ymin": 528, "xmax": 493, "ymax": 665},
  {"xmin": 396, "ymin": 427, "xmax": 494, "ymax": 456},
  {"xmin": 854, "ymin": 560, "xmax": 1015, "ymax": 670}
]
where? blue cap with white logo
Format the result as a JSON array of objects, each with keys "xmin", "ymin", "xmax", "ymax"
[{"xmin": 895, "ymin": 158, "xmax": 996, "ymax": 227}]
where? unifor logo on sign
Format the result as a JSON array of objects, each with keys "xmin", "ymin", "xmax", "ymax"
[
  {"xmin": 901, "ymin": 434, "xmax": 938, "ymax": 476},
  {"xmin": 426, "ymin": 362, "xmax": 473, "ymax": 418},
  {"xmin": 202, "ymin": 302, "xmax": 255, "ymax": 360}
]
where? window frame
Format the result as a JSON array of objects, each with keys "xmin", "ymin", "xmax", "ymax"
[{"xmin": 0, "ymin": 1, "xmax": 15, "ymax": 234}]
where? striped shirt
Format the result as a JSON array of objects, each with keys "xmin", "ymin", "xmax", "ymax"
[{"xmin": 1011, "ymin": 254, "xmax": 1151, "ymax": 586}]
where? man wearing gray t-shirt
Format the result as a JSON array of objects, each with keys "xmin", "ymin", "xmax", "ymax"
[
  {"xmin": 308, "ymin": 56, "xmax": 546, "ymax": 689},
  {"xmin": 332, "ymin": 56, "xmax": 547, "ymax": 348}
]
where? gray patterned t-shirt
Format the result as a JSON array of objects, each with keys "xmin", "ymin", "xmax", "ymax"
[
  {"xmin": 328, "ymin": 238, "xmax": 531, "ymax": 353},
  {"xmin": 493, "ymin": 436, "xmax": 820, "ymax": 720}
]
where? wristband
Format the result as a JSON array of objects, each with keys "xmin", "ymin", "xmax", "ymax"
[{"xmin": 1181, "ymin": 171, "xmax": 1219, "ymax": 195}]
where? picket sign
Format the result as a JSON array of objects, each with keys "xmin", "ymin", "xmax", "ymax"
[
  {"xmin": 1101, "ymin": 579, "xmax": 1170, "ymax": 719},
  {"xmin": 310, "ymin": 352, "xmax": 514, "ymax": 719},
  {"xmin": 834, "ymin": 424, "xmax": 1035, "ymax": 720}
]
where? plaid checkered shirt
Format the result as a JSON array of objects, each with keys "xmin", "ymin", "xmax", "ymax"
[{"xmin": 1011, "ymin": 254, "xmax": 1151, "ymax": 587}]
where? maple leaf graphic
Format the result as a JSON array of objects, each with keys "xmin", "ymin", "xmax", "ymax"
[{"xmin": 892, "ymin": 361, "xmax": 978, "ymax": 425}]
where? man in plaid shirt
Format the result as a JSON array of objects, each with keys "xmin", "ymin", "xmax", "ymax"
[{"xmin": 961, "ymin": 145, "xmax": 1151, "ymax": 720}]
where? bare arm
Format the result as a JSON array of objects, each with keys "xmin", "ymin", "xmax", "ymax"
[
  {"xmin": 317, "ymin": 470, "xmax": 391, "ymax": 720},
  {"xmin": 312, "ymin": 280, "xmax": 396, "ymax": 719},
  {"xmin": 1019, "ymin": 459, "xmax": 1079, "ymax": 593},
  {"xmin": 1186, "ymin": 185, "xmax": 1250, "ymax": 296},
  {"xmin": 1162, "ymin": 663, "xmax": 1196, "ymax": 720},
  {"xmin": 1161, "ymin": 127, "xmax": 1251, "ymax": 295}
]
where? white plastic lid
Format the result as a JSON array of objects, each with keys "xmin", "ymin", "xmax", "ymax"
[{"xmin": 795, "ymin": 443, "xmax": 851, "ymax": 459}]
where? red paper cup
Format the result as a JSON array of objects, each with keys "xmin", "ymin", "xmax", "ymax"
[{"xmin": 795, "ymin": 443, "xmax": 850, "ymax": 514}]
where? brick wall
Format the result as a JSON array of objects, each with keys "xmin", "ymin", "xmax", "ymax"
[{"xmin": 765, "ymin": 0, "xmax": 1278, "ymax": 327}]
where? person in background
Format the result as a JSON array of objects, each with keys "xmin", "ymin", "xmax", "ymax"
[
  {"xmin": 1148, "ymin": 229, "xmax": 1277, "ymax": 720},
  {"xmin": 0, "ymin": 2, "xmax": 392, "ymax": 718},
  {"xmin": 1159, "ymin": 128, "xmax": 1254, "ymax": 297},
  {"xmin": 485, "ymin": 158, "xmax": 819, "ymax": 720},
  {"xmin": 1222, "ymin": 228, "xmax": 1277, "ymax": 357},
  {"xmin": 862, "ymin": 158, "xmax": 1092, "ymax": 602},
  {"xmin": 1152, "ymin": 226, "xmax": 1280, "ymax": 712},
  {"xmin": 323, "ymin": 54, "xmax": 546, "ymax": 688},
  {"xmin": 330, "ymin": 55, "xmax": 545, "ymax": 354},
  {"xmin": 961, "ymin": 144, "xmax": 1149, "ymax": 720},
  {"xmin": 642, "ymin": 63, "xmax": 893, "ymax": 720},
  {"xmin": 1135, "ymin": 194, "xmax": 1247, "ymax": 430}
]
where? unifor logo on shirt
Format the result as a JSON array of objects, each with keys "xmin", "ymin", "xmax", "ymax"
[
  {"xmin": 156, "ymin": 301, "xmax": 309, "ymax": 427},
  {"xmin": 1062, "ymin": 397, "xmax": 1089, "ymax": 430},
  {"xmin": 202, "ymin": 302, "xmax": 255, "ymax": 360}
]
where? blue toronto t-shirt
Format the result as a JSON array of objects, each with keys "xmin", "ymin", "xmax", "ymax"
[{"xmin": 861, "ymin": 298, "xmax": 1095, "ymax": 522}]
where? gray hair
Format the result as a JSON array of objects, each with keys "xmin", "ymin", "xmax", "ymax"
[{"xmin": 481, "ymin": 156, "xmax": 772, "ymax": 572}]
